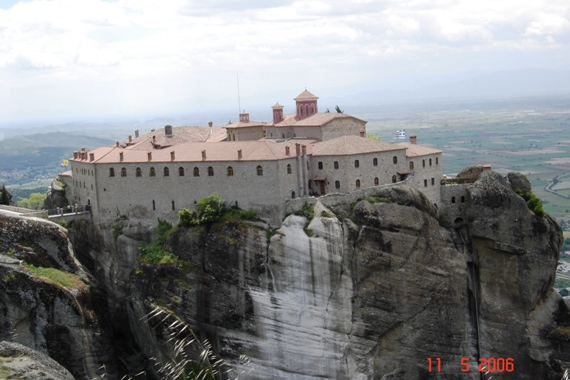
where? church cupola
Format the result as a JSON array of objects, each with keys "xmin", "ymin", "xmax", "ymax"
[
  {"xmin": 239, "ymin": 111, "xmax": 250, "ymax": 123},
  {"xmin": 272, "ymin": 102, "xmax": 284, "ymax": 124},
  {"xmin": 294, "ymin": 89, "xmax": 318, "ymax": 120}
]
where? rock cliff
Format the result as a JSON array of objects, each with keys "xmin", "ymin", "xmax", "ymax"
[{"xmin": 2, "ymin": 168, "xmax": 569, "ymax": 379}]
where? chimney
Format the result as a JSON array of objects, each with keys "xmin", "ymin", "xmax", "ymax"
[
  {"xmin": 151, "ymin": 129, "xmax": 155, "ymax": 132},
  {"xmin": 81, "ymin": 147, "xmax": 86, "ymax": 152},
  {"xmin": 119, "ymin": 152, "xmax": 124, "ymax": 162},
  {"xmin": 295, "ymin": 143, "xmax": 301, "ymax": 156},
  {"xmin": 170, "ymin": 151, "xmax": 175, "ymax": 161},
  {"xmin": 285, "ymin": 146, "xmax": 290, "ymax": 156},
  {"xmin": 410, "ymin": 135, "xmax": 417, "ymax": 144},
  {"xmin": 89, "ymin": 153, "xmax": 94, "ymax": 162},
  {"xmin": 239, "ymin": 111, "xmax": 249, "ymax": 123},
  {"xmin": 116, "ymin": 141, "xmax": 120, "ymax": 147},
  {"xmin": 73, "ymin": 152, "xmax": 78, "ymax": 159},
  {"xmin": 165, "ymin": 125, "xmax": 173, "ymax": 136},
  {"xmin": 201, "ymin": 150, "xmax": 206, "ymax": 160},
  {"xmin": 301, "ymin": 145, "xmax": 307, "ymax": 156},
  {"xmin": 238, "ymin": 149, "xmax": 242, "ymax": 159},
  {"xmin": 128, "ymin": 135, "xmax": 132, "ymax": 143},
  {"xmin": 135, "ymin": 130, "xmax": 139, "ymax": 138},
  {"xmin": 152, "ymin": 136, "xmax": 156, "ymax": 144},
  {"xmin": 359, "ymin": 131, "xmax": 365, "ymax": 137},
  {"xmin": 208, "ymin": 121, "xmax": 213, "ymax": 127},
  {"xmin": 147, "ymin": 152, "xmax": 152, "ymax": 161}
]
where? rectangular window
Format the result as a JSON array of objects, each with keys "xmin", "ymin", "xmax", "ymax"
[
  {"xmin": 424, "ymin": 179, "xmax": 428, "ymax": 187},
  {"xmin": 431, "ymin": 178, "xmax": 435, "ymax": 186},
  {"xmin": 355, "ymin": 160, "xmax": 359, "ymax": 168},
  {"xmin": 334, "ymin": 161, "xmax": 339, "ymax": 169},
  {"xmin": 318, "ymin": 162, "xmax": 323, "ymax": 170}
]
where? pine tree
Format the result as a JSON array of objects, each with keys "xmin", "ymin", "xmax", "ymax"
[{"xmin": 0, "ymin": 185, "xmax": 10, "ymax": 205}]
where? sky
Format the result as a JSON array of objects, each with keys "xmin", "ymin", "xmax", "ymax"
[{"xmin": 1, "ymin": 0, "xmax": 570, "ymax": 124}]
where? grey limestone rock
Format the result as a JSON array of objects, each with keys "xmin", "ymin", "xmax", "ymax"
[
  {"xmin": 507, "ymin": 171, "xmax": 533, "ymax": 193},
  {"xmin": 0, "ymin": 341, "xmax": 75, "ymax": 380}
]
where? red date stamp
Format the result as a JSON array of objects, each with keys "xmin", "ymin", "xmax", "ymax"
[{"xmin": 427, "ymin": 357, "xmax": 514, "ymax": 373}]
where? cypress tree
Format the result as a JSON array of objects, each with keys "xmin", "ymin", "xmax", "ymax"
[{"xmin": 0, "ymin": 185, "xmax": 9, "ymax": 205}]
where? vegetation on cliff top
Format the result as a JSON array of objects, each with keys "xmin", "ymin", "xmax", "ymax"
[
  {"xmin": 515, "ymin": 189, "xmax": 545, "ymax": 217},
  {"xmin": 23, "ymin": 264, "xmax": 85, "ymax": 290},
  {"xmin": 179, "ymin": 193, "xmax": 257, "ymax": 227}
]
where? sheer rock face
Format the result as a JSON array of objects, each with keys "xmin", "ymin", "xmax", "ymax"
[
  {"xmin": 0, "ymin": 214, "xmax": 118, "ymax": 380},
  {"xmin": 122, "ymin": 171, "xmax": 567, "ymax": 379},
  {"xmin": 0, "ymin": 341, "xmax": 75, "ymax": 380}
]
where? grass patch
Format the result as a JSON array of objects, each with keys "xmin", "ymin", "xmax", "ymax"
[
  {"xmin": 320, "ymin": 211, "xmax": 334, "ymax": 218},
  {"xmin": 367, "ymin": 196, "xmax": 392, "ymax": 204},
  {"xmin": 24, "ymin": 264, "xmax": 85, "ymax": 289},
  {"xmin": 139, "ymin": 219, "xmax": 194, "ymax": 273}
]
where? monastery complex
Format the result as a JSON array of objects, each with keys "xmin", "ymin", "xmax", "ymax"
[{"xmin": 62, "ymin": 90, "xmax": 443, "ymax": 225}]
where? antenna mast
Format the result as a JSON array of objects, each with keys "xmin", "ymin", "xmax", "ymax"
[{"xmin": 237, "ymin": 73, "xmax": 241, "ymax": 113}]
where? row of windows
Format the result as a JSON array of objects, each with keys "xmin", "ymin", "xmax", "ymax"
[
  {"xmin": 316, "ymin": 156, "xmax": 439, "ymax": 170},
  {"xmin": 108, "ymin": 164, "xmax": 289, "ymax": 178},
  {"xmin": 423, "ymin": 178, "xmax": 436, "ymax": 187},
  {"xmin": 75, "ymin": 168, "xmax": 94, "ymax": 176}
]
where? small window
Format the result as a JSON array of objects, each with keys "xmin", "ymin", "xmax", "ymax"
[
  {"xmin": 307, "ymin": 161, "xmax": 309, "ymax": 170},
  {"xmin": 392, "ymin": 175, "xmax": 397, "ymax": 183},
  {"xmin": 409, "ymin": 161, "xmax": 414, "ymax": 170},
  {"xmin": 318, "ymin": 162, "xmax": 323, "ymax": 170},
  {"xmin": 356, "ymin": 179, "xmax": 361, "ymax": 188},
  {"xmin": 164, "ymin": 167, "xmax": 169, "ymax": 177},
  {"xmin": 208, "ymin": 166, "xmax": 214, "ymax": 176},
  {"xmin": 424, "ymin": 179, "xmax": 428, "ymax": 187},
  {"xmin": 227, "ymin": 166, "xmax": 234, "ymax": 176},
  {"xmin": 179, "ymin": 167, "xmax": 184, "ymax": 176},
  {"xmin": 121, "ymin": 168, "xmax": 127, "ymax": 177},
  {"xmin": 393, "ymin": 156, "xmax": 398, "ymax": 164},
  {"xmin": 355, "ymin": 160, "xmax": 359, "ymax": 168},
  {"xmin": 461, "ymin": 196, "xmax": 465, "ymax": 203},
  {"xmin": 431, "ymin": 178, "xmax": 435, "ymax": 186},
  {"xmin": 335, "ymin": 180, "xmax": 340, "ymax": 189},
  {"xmin": 452, "ymin": 196, "xmax": 456, "ymax": 204},
  {"xmin": 257, "ymin": 165, "xmax": 263, "ymax": 176},
  {"xmin": 422, "ymin": 159, "xmax": 426, "ymax": 168},
  {"xmin": 287, "ymin": 164, "xmax": 292, "ymax": 174},
  {"xmin": 291, "ymin": 191, "xmax": 296, "ymax": 199},
  {"xmin": 373, "ymin": 158, "xmax": 378, "ymax": 166},
  {"xmin": 436, "ymin": 157, "xmax": 439, "ymax": 165},
  {"xmin": 193, "ymin": 167, "xmax": 199, "ymax": 177},
  {"xmin": 429, "ymin": 158, "xmax": 432, "ymax": 166},
  {"xmin": 152, "ymin": 200, "xmax": 156, "ymax": 210},
  {"xmin": 172, "ymin": 200, "xmax": 175, "ymax": 211},
  {"xmin": 109, "ymin": 168, "xmax": 115, "ymax": 177},
  {"xmin": 136, "ymin": 167, "xmax": 142, "ymax": 177},
  {"xmin": 374, "ymin": 177, "xmax": 379, "ymax": 185},
  {"xmin": 334, "ymin": 161, "xmax": 339, "ymax": 169}
]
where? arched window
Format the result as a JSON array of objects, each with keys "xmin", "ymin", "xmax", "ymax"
[
  {"xmin": 136, "ymin": 167, "xmax": 142, "ymax": 177},
  {"xmin": 452, "ymin": 196, "xmax": 456, "ymax": 204},
  {"xmin": 354, "ymin": 160, "xmax": 359, "ymax": 168},
  {"xmin": 164, "ymin": 167, "xmax": 169, "ymax": 177},
  {"xmin": 257, "ymin": 165, "xmax": 263, "ymax": 176},
  {"xmin": 334, "ymin": 161, "xmax": 339, "ymax": 169},
  {"xmin": 121, "ymin": 168, "xmax": 127, "ymax": 177},
  {"xmin": 150, "ymin": 167, "xmax": 156, "ymax": 177},
  {"xmin": 392, "ymin": 175, "xmax": 397, "ymax": 183},
  {"xmin": 356, "ymin": 179, "xmax": 361, "ymax": 188},
  {"xmin": 373, "ymin": 158, "xmax": 378, "ymax": 166},
  {"xmin": 335, "ymin": 180, "xmax": 340, "ymax": 189},
  {"xmin": 429, "ymin": 158, "xmax": 432, "ymax": 166},
  {"xmin": 227, "ymin": 166, "xmax": 234, "ymax": 176},
  {"xmin": 208, "ymin": 166, "xmax": 214, "ymax": 176},
  {"xmin": 109, "ymin": 168, "xmax": 115, "ymax": 177},
  {"xmin": 291, "ymin": 191, "xmax": 296, "ymax": 199},
  {"xmin": 193, "ymin": 167, "xmax": 199, "ymax": 177},
  {"xmin": 287, "ymin": 164, "xmax": 292, "ymax": 174},
  {"xmin": 409, "ymin": 161, "xmax": 414, "ymax": 170},
  {"xmin": 393, "ymin": 156, "xmax": 398, "ymax": 164},
  {"xmin": 422, "ymin": 159, "xmax": 426, "ymax": 168},
  {"xmin": 374, "ymin": 177, "xmax": 379, "ymax": 185},
  {"xmin": 179, "ymin": 167, "xmax": 184, "ymax": 176}
]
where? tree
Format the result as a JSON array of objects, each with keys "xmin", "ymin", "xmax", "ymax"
[
  {"xmin": 0, "ymin": 185, "xmax": 10, "ymax": 205},
  {"xmin": 17, "ymin": 192, "xmax": 46, "ymax": 210},
  {"xmin": 197, "ymin": 193, "xmax": 226, "ymax": 223},
  {"xmin": 335, "ymin": 105, "xmax": 344, "ymax": 114}
]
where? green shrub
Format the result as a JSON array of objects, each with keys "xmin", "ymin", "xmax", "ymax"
[
  {"xmin": 24, "ymin": 264, "xmax": 85, "ymax": 289},
  {"xmin": 320, "ymin": 211, "xmax": 333, "ymax": 218},
  {"xmin": 198, "ymin": 193, "xmax": 226, "ymax": 223},
  {"xmin": 57, "ymin": 220, "xmax": 68, "ymax": 228},
  {"xmin": 179, "ymin": 208, "xmax": 199, "ymax": 227},
  {"xmin": 293, "ymin": 203, "xmax": 314, "ymax": 220},
  {"xmin": 515, "ymin": 190, "xmax": 545, "ymax": 217}
]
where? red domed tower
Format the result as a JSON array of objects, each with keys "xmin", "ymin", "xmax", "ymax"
[{"xmin": 294, "ymin": 89, "xmax": 318, "ymax": 120}]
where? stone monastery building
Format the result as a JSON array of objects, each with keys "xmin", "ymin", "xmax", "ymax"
[{"xmin": 64, "ymin": 90, "xmax": 443, "ymax": 225}]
